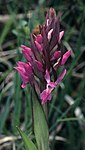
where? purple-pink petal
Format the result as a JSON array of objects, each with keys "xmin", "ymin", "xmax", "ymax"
[
  {"xmin": 53, "ymin": 51, "xmax": 61, "ymax": 59},
  {"xmin": 21, "ymin": 83, "xmax": 27, "ymax": 88},
  {"xmin": 21, "ymin": 45, "xmax": 33, "ymax": 63},
  {"xmin": 15, "ymin": 66, "xmax": 29, "ymax": 88},
  {"xmin": 59, "ymin": 31, "xmax": 64, "ymax": 43},
  {"xmin": 40, "ymin": 89, "xmax": 51, "ymax": 104},
  {"xmin": 17, "ymin": 62, "xmax": 33, "ymax": 74},
  {"xmin": 21, "ymin": 45, "xmax": 32, "ymax": 55},
  {"xmin": 22, "ymin": 50, "xmax": 33, "ymax": 63},
  {"xmin": 34, "ymin": 34, "xmax": 43, "ymax": 44},
  {"xmin": 47, "ymin": 82, "xmax": 56, "ymax": 88},
  {"xmin": 15, "ymin": 61, "xmax": 33, "ymax": 88},
  {"xmin": 47, "ymin": 29, "xmax": 53, "ymax": 40},
  {"xmin": 35, "ymin": 60, "xmax": 44, "ymax": 72},
  {"xmin": 45, "ymin": 69, "xmax": 50, "ymax": 83},
  {"xmin": 35, "ymin": 41, "xmax": 43, "ymax": 52},
  {"xmin": 61, "ymin": 50, "xmax": 71, "ymax": 65},
  {"xmin": 51, "ymin": 51, "xmax": 61, "ymax": 61},
  {"xmin": 55, "ymin": 69, "xmax": 66, "ymax": 85}
]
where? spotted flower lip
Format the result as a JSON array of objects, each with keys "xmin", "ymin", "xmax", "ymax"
[{"xmin": 15, "ymin": 8, "xmax": 71, "ymax": 104}]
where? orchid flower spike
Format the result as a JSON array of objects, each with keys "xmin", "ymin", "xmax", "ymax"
[{"xmin": 15, "ymin": 8, "xmax": 71, "ymax": 104}]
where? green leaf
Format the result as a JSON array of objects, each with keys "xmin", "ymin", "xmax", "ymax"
[
  {"xmin": 0, "ymin": 16, "xmax": 14, "ymax": 45},
  {"xmin": 16, "ymin": 126, "xmax": 38, "ymax": 150},
  {"xmin": 0, "ymin": 97, "xmax": 11, "ymax": 132},
  {"xmin": 12, "ymin": 72, "xmax": 22, "ymax": 133},
  {"xmin": 32, "ymin": 90, "xmax": 49, "ymax": 150}
]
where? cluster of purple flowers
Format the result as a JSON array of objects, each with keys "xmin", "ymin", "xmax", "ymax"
[{"xmin": 15, "ymin": 8, "xmax": 71, "ymax": 104}]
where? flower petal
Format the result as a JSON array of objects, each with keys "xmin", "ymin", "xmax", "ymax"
[
  {"xmin": 21, "ymin": 45, "xmax": 32, "ymax": 56},
  {"xmin": 35, "ymin": 60, "xmax": 44, "ymax": 72},
  {"xmin": 34, "ymin": 34, "xmax": 43, "ymax": 44},
  {"xmin": 30, "ymin": 34, "xmax": 41, "ymax": 62},
  {"xmin": 59, "ymin": 31, "xmax": 64, "ymax": 43},
  {"xmin": 54, "ymin": 51, "xmax": 61, "ymax": 59},
  {"xmin": 47, "ymin": 29, "xmax": 53, "ymax": 40},
  {"xmin": 15, "ymin": 61, "xmax": 33, "ymax": 88},
  {"xmin": 48, "ymin": 82, "xmax": 56, "ymax": 88},
  {"xmin": 61, "ymin": 50, "xmax": 71, "ymax": 65},
  {"xmin": 21, "ymin": 45, "xmax": 33, "ymax": 62},
  {"xmin": 21, "ymin": 83, "xmax": 27, "ymax": 88},
  {"xmin": 40, "ymin": 89, "xmax": 51, "ymax": 104},
  {"xmin": 55, "ymin": 69, "xmax": 66, "ymax": 85},
  {"xmin": 45, "ymin": 69, "xmax": 50, "ymax": 83},
  {"xmin": 35, "ymin": 41, "xmax": 43, "ymax": 52}
]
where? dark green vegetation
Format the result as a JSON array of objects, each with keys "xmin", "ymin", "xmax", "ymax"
[{"xmin": 0, "ymin": 0, "xmax": 85, "ymax": 149}]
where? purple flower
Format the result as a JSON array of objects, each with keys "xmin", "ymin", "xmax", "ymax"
[
  {"xmin": 15, "ymin": 8, "xmax": 71, "ymax": 104},
  {"xmin": 15, "ymin": 62, "xmax": 34, "ymax": 88},
  {"xmin": 40, "ymin": 69, "xmax": 66, "ymax": 104}
]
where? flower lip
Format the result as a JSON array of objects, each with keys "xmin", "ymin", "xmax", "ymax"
[{"xmin": 40, "ymin": 89, "xmax": 51, "ymax": 104}]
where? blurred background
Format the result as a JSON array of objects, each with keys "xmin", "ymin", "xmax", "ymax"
[{"xmin": 0, "ymin": 0, "xmax": 85, "ymax": 149}]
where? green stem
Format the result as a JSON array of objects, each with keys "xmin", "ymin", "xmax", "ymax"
[
  {"xmin": 42, "ymin": 103, "xmax": 48, "ymax": 121},
  {"xmin": 32, "ymin": 89, "xmax": 49, "ymax": 150}
]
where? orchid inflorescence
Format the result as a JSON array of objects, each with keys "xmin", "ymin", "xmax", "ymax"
[{"xmin": 15, "ymin": 8, "xmax": 71, "ymax": 104}]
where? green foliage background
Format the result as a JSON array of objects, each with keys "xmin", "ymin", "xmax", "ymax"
[{"xmin": 0, "ymin": 0, "xmax": 85, "ymax": 149}]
